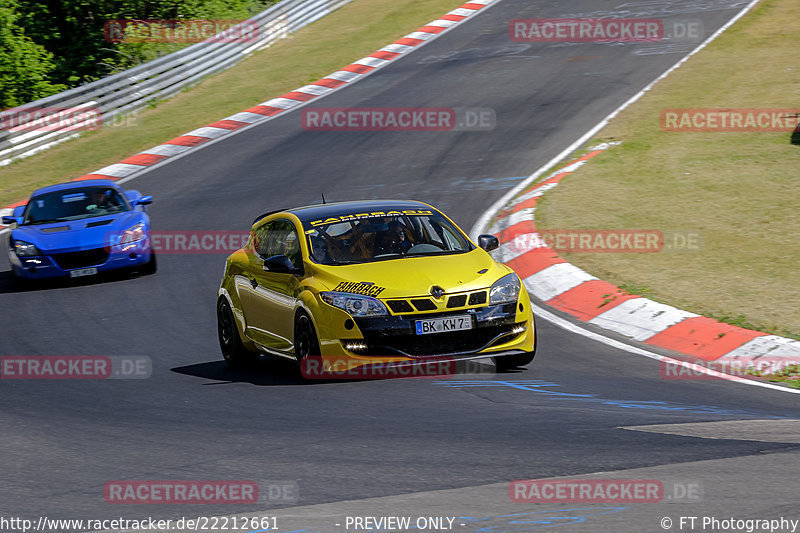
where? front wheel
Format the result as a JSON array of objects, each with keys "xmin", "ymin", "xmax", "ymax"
[
  {"xmin": 10, "ymin": 269, "xmax": 31, "ymax": 291},
  {"xmin": 494, "ymin": 322, "xmax": 537, "ymax": 372},
  {"xmin": 139, "ymin": 251, "xmax": 157, "ymax": 275},
  {"xmin": 217, "ymin": 297, "xmax": 257, "ymax": 368},
  {"xmin": 294, "ymin": 313, "xmax": 320, "ymax": 375}
]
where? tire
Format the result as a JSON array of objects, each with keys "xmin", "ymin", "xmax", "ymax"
[
  {"xmin": 294, "ymin": 312, "xmax": 320, "ymax": 375},
  {"xmin": 11, "ymin": 270, "xmax": 31, "ymax": 291},
  {"xmin": 217, "ymin": 297, "xmax": 257, "ymax": 368},
  {"xmin": 137, "ymin": 252, "xmax": 157, "ymax": 275},
  {"xmin": 494, "ymin": 322, "xmax": 537, "ymax": 372}
]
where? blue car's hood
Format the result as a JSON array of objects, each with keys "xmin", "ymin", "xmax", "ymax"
[{"xmin": 11, "ymin": 212, "xmax": 146, "ymax": 254}]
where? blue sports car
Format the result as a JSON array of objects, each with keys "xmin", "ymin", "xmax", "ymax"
[{"xmin": 3, "ymin": 179, "xmax": 155, "ymax": 285}]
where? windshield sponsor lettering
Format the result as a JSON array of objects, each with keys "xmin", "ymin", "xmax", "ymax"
[
  {"xmin": 309, "ymin": 210, "xmax": 433, "ymax": 227},
  {"xmin": 334, "ymin": 281, "xmax": 386, "ymax": 297}
]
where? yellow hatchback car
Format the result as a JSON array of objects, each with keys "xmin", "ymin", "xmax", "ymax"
[{"xmin": 217, "ymin": 200, "xmax": 536, "ymax": 374}]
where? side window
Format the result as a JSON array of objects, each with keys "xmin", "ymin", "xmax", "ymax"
[
  {"xmin": 253, "ymin": 223, "xmax": 273, "ymax": 258},
  {"xmin": 254, "ymin": 219, "xmax": 302, "ymax": 268}
]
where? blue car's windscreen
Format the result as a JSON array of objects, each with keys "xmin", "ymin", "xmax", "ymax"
[{"xmin": 22, "ymin": 187, "xmax": 130, "ymax": 225}]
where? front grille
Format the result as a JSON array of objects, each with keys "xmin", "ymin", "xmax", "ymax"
[
  {"xmin": 364, "ymin": 324, "xmax": 518, "ymax": 356},
  {"xmin": 51, "ymin": 248, "xmax": 109, "ymax": 270},
  {"xmin": 468, "ymin": 291, "xmax": 487, "ymax": 305},
  {"xmin": 387, "ymin": 300, "xmax": 414, "ymax": 313},
  {"xmin": 411, "ymin": 299, "xmax": 437, "ymax": 311},
  {"xmin": 446, "ymin": 295, "xmax": 467, "ymax": 308}
]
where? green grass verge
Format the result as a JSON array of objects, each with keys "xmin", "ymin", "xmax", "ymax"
[
  {"xmin": 0, "ymin": 0, "xmax": 465, "ymax": 205},
  {"xmin": 747, "ymin": 364, "xmax": 800, "ymax": 388},
  {"xmin": 536, "ymin": 0, "xmax": 800, "ymax": 340}
]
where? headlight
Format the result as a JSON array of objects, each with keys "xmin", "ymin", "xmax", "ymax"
[
  {"xmin": 14, "ymin": 240, "xmax": 41, "ymax": 257},
  {"xmin": 119, "ymin": 222, "xmax": 145, "ymax": 245},
  {"xmin": 489, "ymin": 273, "xmax": 521, "ymax": 304},
  {"xmin": 321, "ymin": 291, "xmax": 388, "ymax": 317}
]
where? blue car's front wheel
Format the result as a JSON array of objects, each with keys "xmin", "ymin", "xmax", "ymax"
[
  {"xmin": 139, "ymin": 251, "xmax": 157, "ymax": 275},
  {"xmin": 10, "ymin": 268, "xmax": 32, "ymax": 291}
]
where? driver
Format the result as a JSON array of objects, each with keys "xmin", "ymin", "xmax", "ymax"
[
  {"xmin": 86, "ymin": 189, "xmax": 117, "ymax": 211},
  {"xmin": 375, "ymin": 221, "xmax": 410, "ymax": 256}
]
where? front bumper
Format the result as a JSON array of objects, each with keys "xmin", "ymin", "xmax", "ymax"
[
  {"xmin": 349, "ymin": 302, "xmax": 533, "ymax": 358},
  {"xmin": 9, "ymin": 240, "xmax": 151, "ymax": 279}
]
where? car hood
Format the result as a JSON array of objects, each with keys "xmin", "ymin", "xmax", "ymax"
[
  {"xmin": 311, "ymin": 248, "xmax": 512, "ymax": 299},
  {"xmin": 11, "ymin": 212, "xmax": 145, "ymax": 254}
]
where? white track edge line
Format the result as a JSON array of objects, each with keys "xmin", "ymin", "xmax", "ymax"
[
  {"xmin": 530, "ymin": 301, "xmax": 800, "ymax": 395},
  {"xmin": 468, "ymin": 0, "xmax": 800, "ymax": 395}
]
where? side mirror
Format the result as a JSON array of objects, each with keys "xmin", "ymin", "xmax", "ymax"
[
  {"xmin": 2, "ymin": 216, "xmax": 18, "ymax": 225},
  {"xmin": 263, "ymin": 255, "xmax": 302, "ymax": 275},
  {"xmin": 136, "ymin": 195, "xmax": 153, "ymax": 205},
  {"xmin": 478, "ymin": 234, "xmax": 499, "ymax": 252}
]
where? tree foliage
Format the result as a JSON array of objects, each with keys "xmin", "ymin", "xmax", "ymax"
[
  {"xmin": 0, "ymin": 0, "xmax": 65, "ymax": 108},
  {"xmin": 4, "ymin": 0, "xmax": 276, "ymax": 103}
]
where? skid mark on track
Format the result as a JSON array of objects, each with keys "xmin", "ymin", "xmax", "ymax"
[{"xmin": 434, "ymin": 380, "xmax": 784, "ymax": 416}]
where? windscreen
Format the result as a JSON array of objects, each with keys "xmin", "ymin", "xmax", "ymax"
[
  {"xmin": 303, "ymin": 210, "xmax": 473, "ymax": 265},
  {"xmin": 22, "ymin": 187, "xmax": 130, "ymax": 225}
]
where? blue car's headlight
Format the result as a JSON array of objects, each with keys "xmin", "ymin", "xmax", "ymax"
[
  {"xmin": 321, "ymin": 291, "xmax": 388, "ymax": 317},
  {"xmin": 13, "ymin": 240, "xmax": 41, "ymax": 257},
  {"xmin": 489, "ymin": 273, "xmax": 521, "ymax": 304},
  {"xmin": 119, "ymin": 222, "xmax": 146, "ymax": 245}
]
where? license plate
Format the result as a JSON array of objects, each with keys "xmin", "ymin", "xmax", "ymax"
[
  {"xmin": 69, "ymin": 267, "xmax": 98, "ymax": 278},
  {"xmin": 415, "ymin": 315, "xmax": 472, "ymax": 335}
]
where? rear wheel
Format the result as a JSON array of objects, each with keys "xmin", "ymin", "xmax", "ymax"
[
  {"xmin": 217, "ymin": 297, "xmax": 257, "ymax": 368},
  {"xmin": 494, "ymin": 322, "xmax": 537, "ymax": 372}
]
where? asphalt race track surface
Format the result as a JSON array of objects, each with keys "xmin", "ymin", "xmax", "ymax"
[{"xmin": 2, "ymin": 1, "xmax": 798, "ymax": 531}]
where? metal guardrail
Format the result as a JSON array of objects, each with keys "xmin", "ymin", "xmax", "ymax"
[{"xmin": 0, "ymin": 0, "xmax": 353, "ymax": 167}]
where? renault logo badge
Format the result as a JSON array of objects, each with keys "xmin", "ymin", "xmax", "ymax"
[{"xmin": 430, "ymin": 285, "xmax": 445, "ymax": 299}]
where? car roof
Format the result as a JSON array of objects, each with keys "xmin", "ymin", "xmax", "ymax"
[
  {"xmin": 31, "ymin": 179, "xmax": 120, "ymax": 197},
  {"xmin": 255, "ymin": 200, "xmax": 436, "ymax": 226}
]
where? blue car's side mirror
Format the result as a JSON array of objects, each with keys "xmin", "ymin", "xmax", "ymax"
[
  {"xmin": 137, "ymin": 195, "xmax": 153, "ymax": 205},
  {"xmin": 2, "ymin": 216, "xmax": 17, "ymax": 225}
]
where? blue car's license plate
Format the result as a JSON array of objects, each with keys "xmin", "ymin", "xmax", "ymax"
[{"xmin": 69, "ymin": 267, "xmax": 98, "ymax": 278}]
